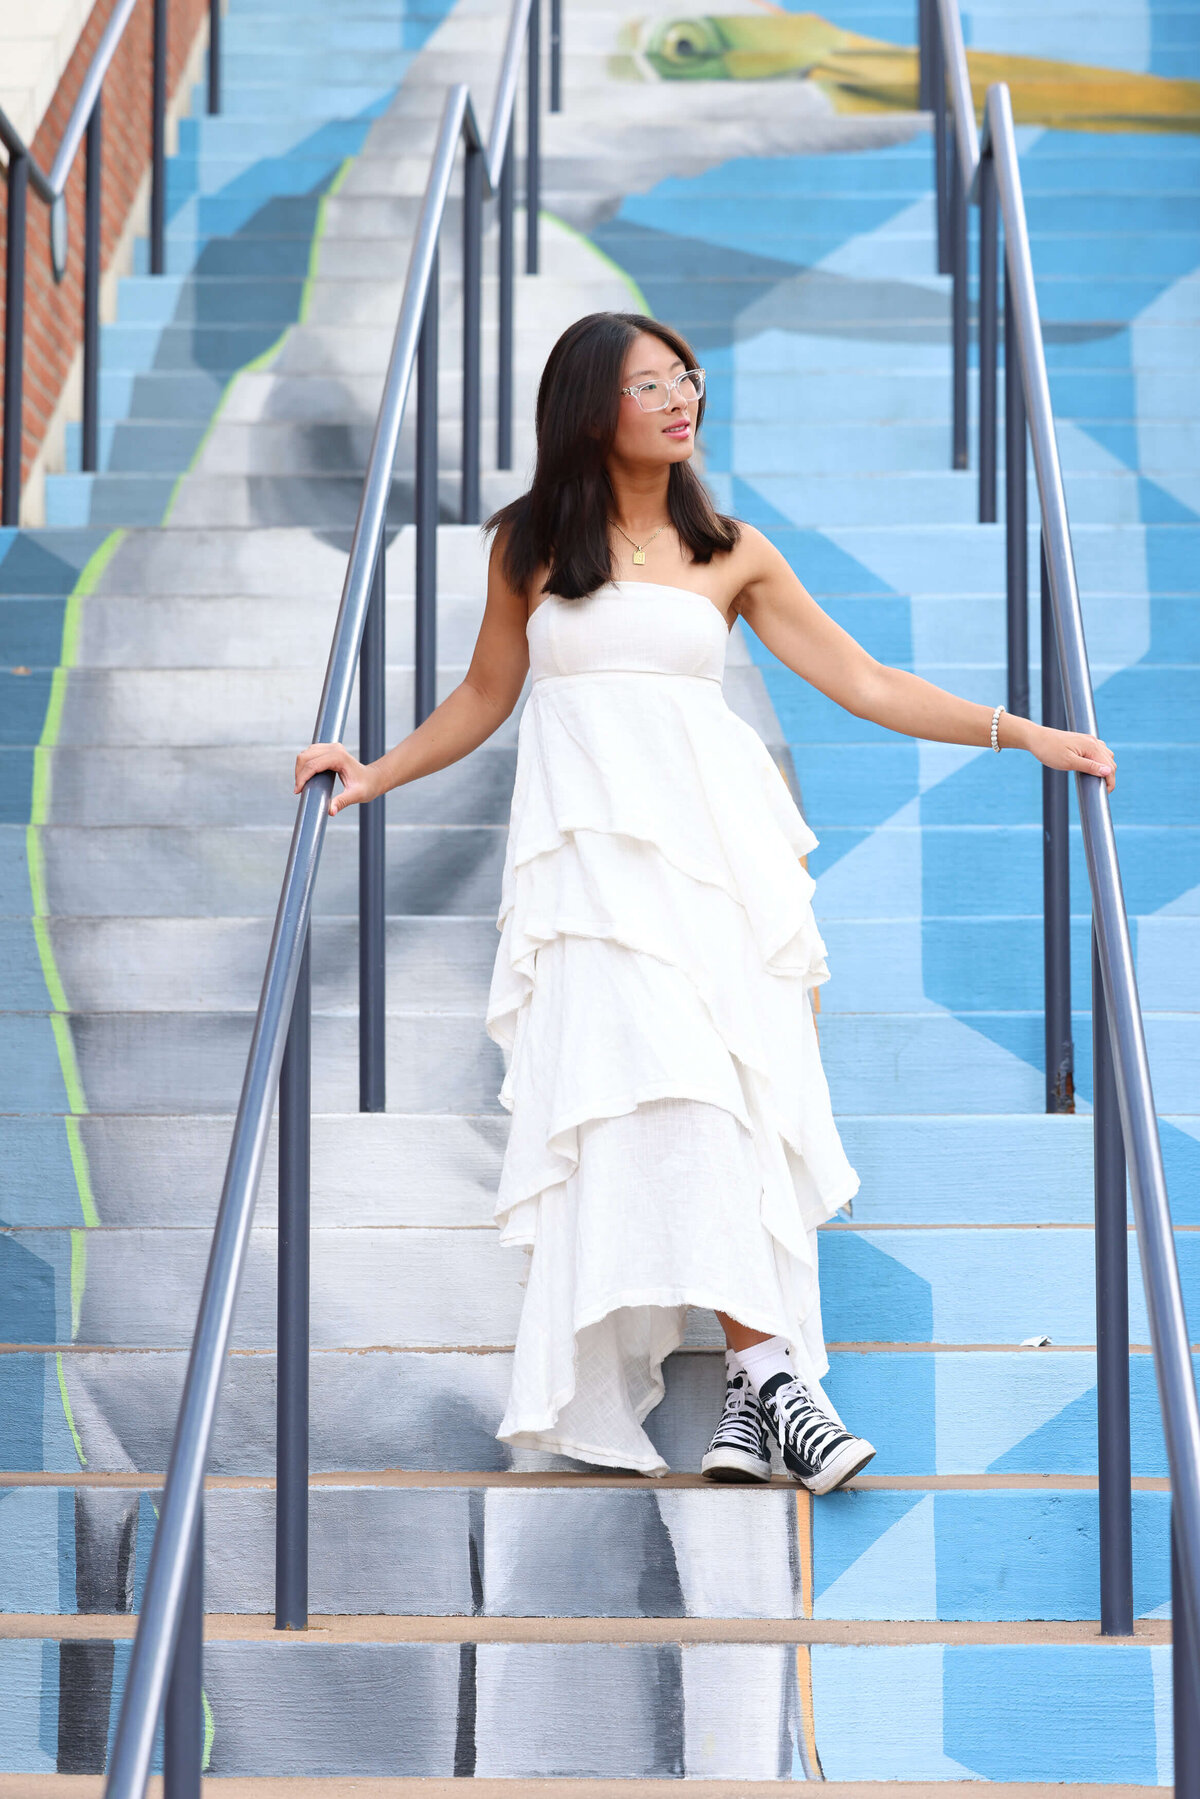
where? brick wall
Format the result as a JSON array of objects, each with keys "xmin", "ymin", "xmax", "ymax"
[{"xmin": 0, "ymin": 0, "xmax": 210, "ymax": 506}]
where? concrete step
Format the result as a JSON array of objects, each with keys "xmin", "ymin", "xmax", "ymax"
[
  {"xmin": 64, "ymin": 416, "xmax": 1200, "ymax": 485},
  {"xmin": 53, "ymin": 592, "xmax": 488, "ymax": 668},
  {"xmin": 77, "ymin": 359, "xmax": 1200, "ymax": 429},
  {"xmin": 12, "ymin": 815, "xmax": 1191, "ymax": 923},
  {"xmin": 186, "ymin": 81, "xmax": 399, "ymax": 117},
  {"xmin": 7, "ymin": 914, "xmax": 499, "ymax": 1011},
  {"xmin": 221, "ymin": 14, "xmax": 453, "ymax": 51},
  {"xmin": 174, "ymin": 113, "xmax": 379, "ymax": 156},
  {"xmin": 0, "ymin": 1109, "xmax": 1151, "ymax": 1231},
  {"xmin": 0, "ymin": 1111, "xmax": 507, "ymax": 1229},
  {"xmin": 1, "ymin": 1002, "xmax": 1193, "ymax": 1115},
  {"xmin": 0, "ymin": 1779, "xmax": 1173, "ymax": 1799},
  {"xmin": 218, "ymin": 47, "xmax": 423, "ymax": 82},
  {"xmin": 2, "ymin": 744, "xmax": 518, "ymax": 827},
  {"xmin": 4, "ymin": 1345, "xmax": 1191, "ymax": 1477},
  {"xmin": 792, "ymin": 743, "xmax": 1198, "ymax": 828},
  {"xmin": 0, "ymin": 1620, "xmax": 1173, "ymax": 1783},
  {"xmin": 1, "ymin": 666, "xmax": 499, "ymax": 748},
  {"xmin": 1, "ymin": 523, "xmax": 489, "ymax": 600},
  {"xmin": 4, "ymin": 1220, "xmax": 1199, "ymax": 1350},
  {"xmin": 1, "ymin": 822, "xmax": 506, "ymax": 916},
  {"xmin": 823, "ymin": 912, "xmax": 1200, "ymax": 1014},
  {"xmin": 5, "ymin": 906, "xmax": 1199, "ymax": 1020},
  {"xmin": 48, "ymin": 467, "xmax": 1188, "ymax": 532},
  {"xmin": 65, "ymin": 415, "xmax": 512, "ymax": 480},
  {"xmin": 1, "ymin": 657, "xmax": 770, "ymax": 746},
  {"xmin": 0, "ymin": 1478, "xmax": 1172, "ymax": 1622}
]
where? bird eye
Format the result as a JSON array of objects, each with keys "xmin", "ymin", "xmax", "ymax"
[{"xmin": 649, "ymin": 17, "xmax": 724, "ymax": 71}]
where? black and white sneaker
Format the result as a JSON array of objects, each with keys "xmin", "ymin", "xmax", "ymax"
[
  {"xmin": 759, "ymin": 1372, "xmax": 875, "ymax": 1496},
  {"xmin": 701, "ymin": 1369, "xmax": 773, "ymax": 1483}
]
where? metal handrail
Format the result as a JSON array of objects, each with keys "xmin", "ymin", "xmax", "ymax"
[
  {"xmin": 103, "ymin": 1, "xmax": 558, "ymax": 1791},
  {"xmin": 924, "ymin": 0, "xmax": 1200, "ymax": 1762},
  {"xmin": 0, "ymin": 108, "xmax": 56, "ymax": 203},
  {"xmin": 0, "ymin": 0, "xmax": 142, "ymax": 261},
  {"xmin": 1, "ymin": 0, "xmax": 222, "ymax": 523}
]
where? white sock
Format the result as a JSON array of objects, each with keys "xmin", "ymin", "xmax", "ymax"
[{"xmin": 734, "ymin": 1335, "xmax": 795, "ymax": 1394}]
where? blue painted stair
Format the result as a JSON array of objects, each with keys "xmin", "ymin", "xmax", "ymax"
[{"xmin": 46, "ymin": 0, "xmax": 456, "ymax": 530}]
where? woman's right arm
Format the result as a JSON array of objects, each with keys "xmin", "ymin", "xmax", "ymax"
[{"xmin": 294, "ymin": 539, "xmax": 531, "ymax": 815}]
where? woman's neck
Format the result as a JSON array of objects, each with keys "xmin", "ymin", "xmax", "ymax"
[{"xmin": 607, "ymin": 462, "xmax": 671, "ymax": 537}]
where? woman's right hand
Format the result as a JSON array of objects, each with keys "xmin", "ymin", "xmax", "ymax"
[{"xmin": 294, "ymin": 742, "xmax": 379, "ymax": 815}]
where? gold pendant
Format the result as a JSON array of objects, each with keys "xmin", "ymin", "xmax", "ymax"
[{"xmin": 633, "ymin": 548, "xmax": 645, "ymax": 564}]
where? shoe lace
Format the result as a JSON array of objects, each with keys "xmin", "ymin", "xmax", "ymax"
[
  {"xmin": 772, "ymin": 1380, "xmax": 849, "ymax": 1465},
  {"xmin": 716, "ymin": 1373, "xmax": 768, "ymax": 1454}
]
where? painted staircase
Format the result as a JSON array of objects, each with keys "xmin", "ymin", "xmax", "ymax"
[{"xmin": 1, "ymin": 0, "xmax": 1197, "ymax": 1785}]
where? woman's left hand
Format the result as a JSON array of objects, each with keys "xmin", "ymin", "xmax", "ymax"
[{"xmin": 1033, "ymin": 725, "xmax": 1117, "ymax": 793}]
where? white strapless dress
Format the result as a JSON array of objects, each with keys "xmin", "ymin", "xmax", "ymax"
[{"xmin": 487, "ymin": 581, "xmax": 859, "ymax": 1474}]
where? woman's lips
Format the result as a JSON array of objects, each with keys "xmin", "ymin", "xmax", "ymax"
[{"xmin": 664, "ymin": 420, "xmax": 691, "ymax": 437}]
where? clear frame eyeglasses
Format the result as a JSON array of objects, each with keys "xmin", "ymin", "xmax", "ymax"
[{"xmin": 620, "ymin": 368, "xmax": 706, "ymax": 412}]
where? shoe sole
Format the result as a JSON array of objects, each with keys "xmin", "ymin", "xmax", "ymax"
[
  {"xmin": 701, "ymin": 1447, "xmax": 773, "ymax": 1483},
  {"xmin": 801, "ymin": 1437, "xmax": 876, "ymax": 1497}
]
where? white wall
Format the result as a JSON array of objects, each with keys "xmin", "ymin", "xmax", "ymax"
[{"xmin": 0, "ymin": 0, "xmax": 95, "ymax": 147}]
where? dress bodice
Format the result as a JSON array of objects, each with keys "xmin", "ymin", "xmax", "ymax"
[{"xmin": 527, "ymin": 581, "xmax": 728, "ymax": 684}]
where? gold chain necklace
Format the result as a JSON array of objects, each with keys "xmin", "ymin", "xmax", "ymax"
[{"xmin": 613, "ymin": 521, "xmax": 669, "ymax": 566}]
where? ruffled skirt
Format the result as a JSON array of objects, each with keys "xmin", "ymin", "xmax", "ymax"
[{"xmin": 487, "ymin": 671, "xmax": 859, "ymax": 1474}]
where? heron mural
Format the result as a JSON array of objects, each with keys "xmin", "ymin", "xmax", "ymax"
[{"xmin": 617, "ymin": 6, "xmax": 1200, "ymax": 133}]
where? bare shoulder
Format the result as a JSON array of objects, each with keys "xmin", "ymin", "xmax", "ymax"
[
  {"xmin": 722, "ymin": 521, "xmax": 796, "ymax": 614},
  {"xmin": 730, "ymin": 521, "xmax": 787, "ymax": 572},
  {"xmin": 485, "ymin": 528, "xmax": 528, "ymax": 603}
]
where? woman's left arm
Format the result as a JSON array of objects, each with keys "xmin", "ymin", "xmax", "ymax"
[{"xmin": 735, "ymin": 528, "xmax": 1116, "ymax": 792}]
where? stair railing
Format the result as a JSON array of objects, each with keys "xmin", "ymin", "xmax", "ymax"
[
  {"xmin": 103, "ymin": 1, "xmax": 559, "ymax": 1792},
  {"xmin": 922, "ymin": 0, "xmax": 1200, "ymax": 1765},
  {"xmin": 0, "ymin": 0, "xmax": 223, "ymax": 524}
]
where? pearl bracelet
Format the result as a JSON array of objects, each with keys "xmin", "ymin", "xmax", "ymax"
[{"xmin": 990, "ymin": 703, "xmax": 1006, "ymax": 753}]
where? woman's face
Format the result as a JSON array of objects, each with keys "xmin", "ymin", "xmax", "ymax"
[{"xmin": 609, "ymin": 331, "xmax": 698, "ymax": 470}]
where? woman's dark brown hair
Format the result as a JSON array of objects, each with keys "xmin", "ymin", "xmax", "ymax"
[{"xmin": 486, "ymin": 312, "xmax": 739, "ymax": 600}]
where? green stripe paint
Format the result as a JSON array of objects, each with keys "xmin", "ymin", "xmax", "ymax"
[
  {"xmin": 49, "ymin": 1009, "xmax": 87, "ymax": 1118},
  {"xmin": 65, "ymin": 1116, "xmax": 100, "ymax": 1228},
  {"xmin": 55, "ymin": 1352, "xmax": 86, "ymax": 1468},
  {"xmin": 69, "ymin": 1229, "xmax": 87, "ymax": 1339},
  {"xmin": 542, "ymin": 210, "xmax": 654, "ymax": 315},
  {"xmin": 298, "ymin": 155, "xmax": 354, "ymax": 324},
  {"xmin": 162, "ymin": 155, "xmax": 356, "ymax": 526},
  {"xmin": 23, "ymin": 531, "xmax": 121, "ymax": 1456}
]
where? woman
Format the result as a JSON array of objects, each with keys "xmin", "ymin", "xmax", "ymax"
[{"xmin": 295, "ymin": 312, "xmax": 1116, "ymax": 1493}]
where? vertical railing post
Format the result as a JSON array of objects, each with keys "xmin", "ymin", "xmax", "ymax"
[
  {"xmin": 359, "ymin": 545, "xmax": 386, "ymax": 1112},
  {"xmin": 82, "ymin": 100, "xmax": 103, "ymax": 474},
  {"xmin": 415, "ymin": 251, "xmax": 439, "ymax": 727},
  {"xmin": 917, "ymin": 0, "xmax": 935, "ymax": 111},
  {"xmin": 1093, "ymin": 926, "xmax": 1133, "ymax": 1636},
  {"xmin": 1040, "ymin": 535, "xmax": 1074, "ymax": 1113},
  {"xmin": 526, "ymin": 0, "xmax": 541, "ymax": 276},
  {"xmin": 930, "ymin": 6, "xmax": 950, "ymax": 276},
  {"xmin": 151, "ymin": 0, "xmax": 168, "ymax": 274},
  {"xmin": 276, "ymin": 928, "xmax": 310, "ymax": 1632},
  {"xmin": 978, "ymin": 152, "xmax": 998, "ymax": 522},
  {"xmin": 497, "ymin": 137, "xmax": 514, "ymax": 471},
  {"xmin": 950, "ymin": 138, "xmax": 968, "ymax": 471},
  {"xmin": 163, "ymin": 1505, "xmax": 203, "ymax": 1799},
  {"xmin": 1004, "ymin": 263, "xmax": 1029, "ymax": 721},
  {"xmin": 208, "ymin": 0, "xmax": 222, "ymax": 114},
  {"xmin": 549, "ymin": 0, "xmax": 563, "ymax": 112},
  {"xmin": 1175, "ymin": 1516, "xmax": 1200, "ymax": 1798},
  {"xmin": 461, "ymin": 140, "xmax": 484, "ymax": 524},
  {"xmin": 2, "ymin": 150, "xmax": 29, "ymax": 527}
]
